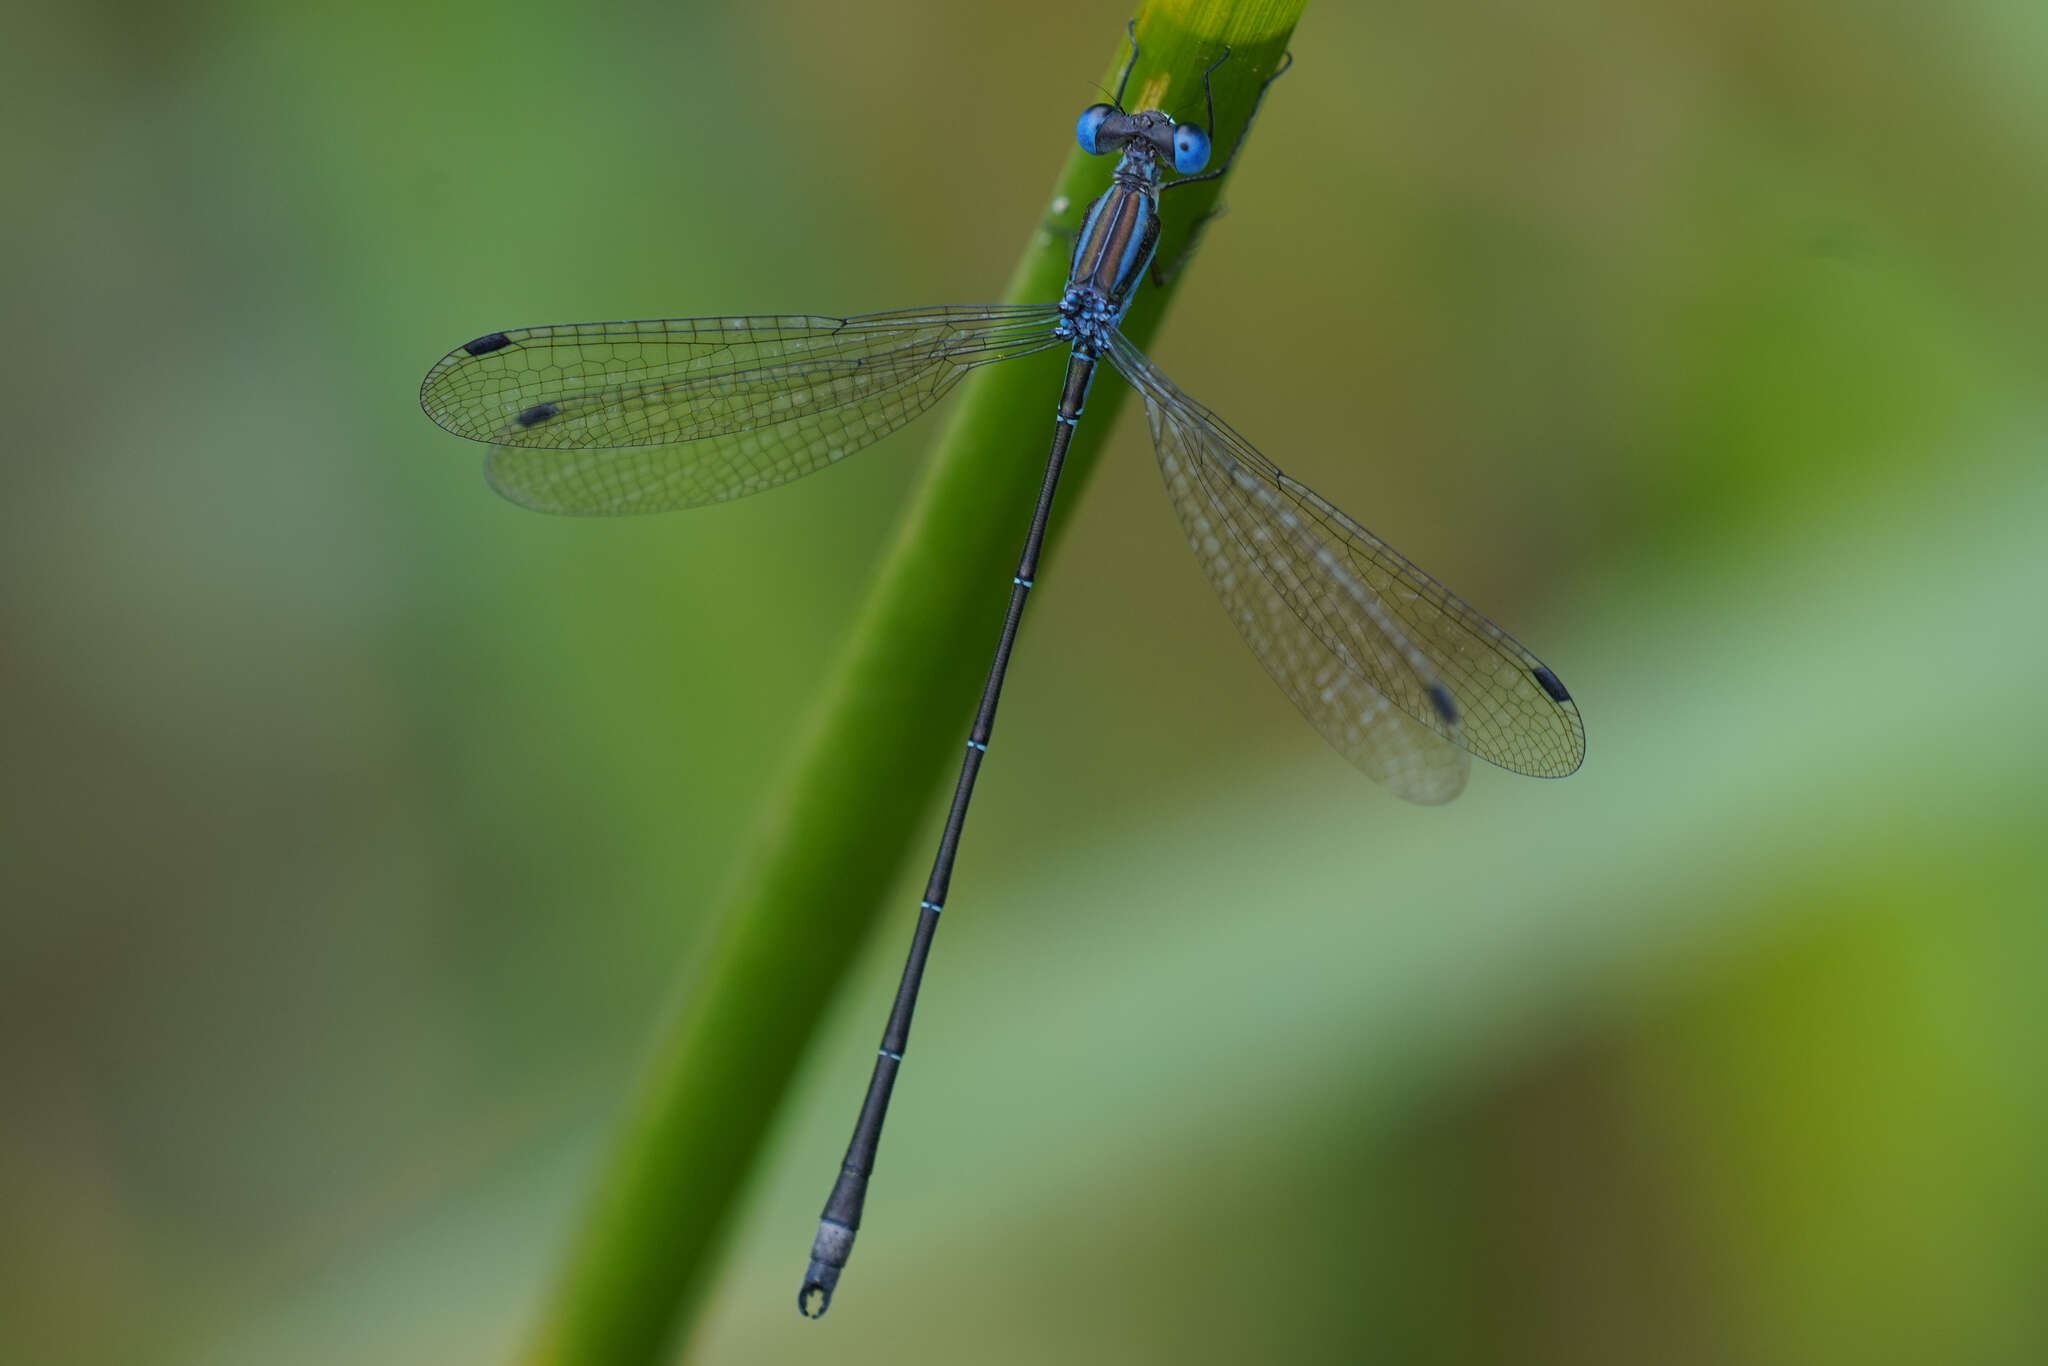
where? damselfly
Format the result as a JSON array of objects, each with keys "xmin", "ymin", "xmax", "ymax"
[{"xmin": 419, "ymin": 24, "xmax": 1584, "ymax": 1319}]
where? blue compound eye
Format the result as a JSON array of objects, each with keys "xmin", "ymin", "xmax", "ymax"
[
  {"xmin": 1172, "ymin": 122, "xmax": 1212, "ymax": 174},
  {"xmin": 1075, "ymin": 104, "xmax": 1115, "ymax": 155}
]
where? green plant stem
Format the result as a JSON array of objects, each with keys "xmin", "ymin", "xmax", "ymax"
[{"xmin": 517, "ymin": 4, "xmax": 1305, "ymax": 1362}]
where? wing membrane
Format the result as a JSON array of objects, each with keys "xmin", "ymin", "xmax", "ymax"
[
  {"xmin": 419, "ymin": 305, "xmax": 1063, "ymax": 514},
  {"xmin": 1108, "ymin": 333, "xmax": 1584, "ymax": 796}
]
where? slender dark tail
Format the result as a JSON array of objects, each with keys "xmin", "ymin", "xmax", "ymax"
[{"xmin": 799, "ymin": 350, "xmax": 1097, "ymax": 1318}]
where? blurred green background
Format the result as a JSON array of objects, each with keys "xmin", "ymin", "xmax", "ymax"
[{"xmin": 6, "ymin": 0, "xmax": 2046, "ymax": 1362}]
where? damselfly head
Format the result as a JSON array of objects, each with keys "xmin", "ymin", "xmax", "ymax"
[{"xmin": 1074, "ymin": 105, "xmax": 1210, "ymax": 175}]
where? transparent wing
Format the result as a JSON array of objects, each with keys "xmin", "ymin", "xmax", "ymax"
[
  {"xmin": 419, "ymin": 304, "xmax": 1064, "ymax": 514},
  {"xmin": 1108, "ymin": 333, "xmax": 1584, "ymax": 798}
]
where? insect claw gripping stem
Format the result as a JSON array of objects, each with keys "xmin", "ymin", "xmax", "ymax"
[
  {"xmin": 1146, "ymin": 47, "xmax": 1291, "ymax": 283},
  {"xmin": 1150, "ymin": 201, "xmax": 1228, "ymax": 288},
  {"xmin": 1156, "ymin": 49, "xmax": 1294, "ymax": 194}
]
